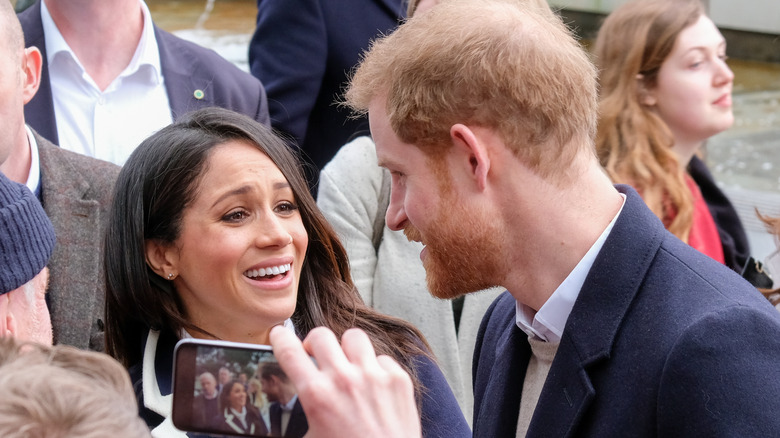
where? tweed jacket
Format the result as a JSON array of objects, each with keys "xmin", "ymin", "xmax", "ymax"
[
  {"xmin": 37, "ymin": 130, "xmax": 120, "ymax": 350},
  {"xmin": 472, "ymin": 185, "xmax": 780, "ymax": 437},
  {"xmin": 249, "ymin": 0, "xmax": 403, "ymax": 186},
  {"xmin": 317, "ymin": 136, "xmax": 502, "ymax": 423},
  {"xmin": 19, "ymin": 0, "xmax": 270, "ymax": 147}
]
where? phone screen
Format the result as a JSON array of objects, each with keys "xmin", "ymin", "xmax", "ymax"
[{"xmin": 172, "ymin": 338, "xmax": 307, "ymax": 437}]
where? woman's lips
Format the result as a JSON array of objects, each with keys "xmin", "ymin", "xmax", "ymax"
[{"xmin": 713, "ymin": 93, "xmax": 732, "ymax": 107}]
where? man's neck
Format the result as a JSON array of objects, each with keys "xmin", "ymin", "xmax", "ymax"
[
  {"xmin": 0, "ymin": 127, "xmax": 32, "ymax": 186},
  {"xmin": 44, "ymin": 0, "xmax": 144, "ymax": 91},
  {"xmin": 500, "ymin": 159, "xmax": 623, "ymax": 312},
  {"xmin": 279, "ymin": 388, "xmax": 297, "ymax": 407}
]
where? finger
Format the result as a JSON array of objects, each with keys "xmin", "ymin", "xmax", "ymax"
[
  {"xmin": 340, "ymin": 328, "xmax": 379, "ymax": 367},
  {"xmin": 376, "ymin": 354, "xmax": 408, "ymax": 378},
  {"xmin": 301, "ymin": 326, "xmax": 351, "ymax": 371},
  {"xmin": 269, "ymin": 325, "xmax": 319, "ymax": 385},
  {"xmin": 376, "ymin": 354, "xmax": 420, "ymax": 430}
]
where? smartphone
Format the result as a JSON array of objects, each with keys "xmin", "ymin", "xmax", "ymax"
[{"xmin": 172, "ymin": 338, "xmax": 308, "ymax": 437}]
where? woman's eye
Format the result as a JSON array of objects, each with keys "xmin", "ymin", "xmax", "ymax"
[
  {"xmin": 275, "ymin": 201, "xmax": 299, "ymax": 214},
  {"xmin": 222, "ymin": 210, "xmax": 249, "ymax": 222}
]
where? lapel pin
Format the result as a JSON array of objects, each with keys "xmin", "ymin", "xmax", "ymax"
[{"xmin": 193, "ymin": 89, "xmax": 205, "ymax": 100}]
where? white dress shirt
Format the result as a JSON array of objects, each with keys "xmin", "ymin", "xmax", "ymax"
[
  {"xmin": 516, "ymin": 194, "xmax": 626, "ymax": 343},
  {"xmin": 280, "ymin": 394, "xmax": 298, "ymax": 436},
  {"xmin": 23, "ymin": 125, "xmax": 41, "ymax": 196},
  {"xmin": 42, "ymin": 0, "xmax": 172, "ymax": 165}
]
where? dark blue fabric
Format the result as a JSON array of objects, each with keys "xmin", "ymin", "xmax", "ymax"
[
  {"xmin": 688, "ymin": 155, "xmax": 750, "ymax": 273},
  {"xmin": 472, "ymin": 185, "xmax": 780, "ymax": 438},
  {"xmin": 415, "ymin": 354, "xmax": 472, "ymax": 437},
  {"xmin": 248, "ymin": 0, "xmax": 404, "ymax": 189},
  {"xmin": 269, "ymin": 399, "xmax": 307, "ymax": 437},
  {"xmin": 0, "ymin": 172, "xmax": 55, "ymax": 293},
  {"xmin": 18, "ymin": 1, "xmax": 270, "ymax": 147}
]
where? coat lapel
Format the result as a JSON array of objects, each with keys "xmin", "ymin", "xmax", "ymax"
[
  {"xmin": 155, "ymin": 26, "xmax": 215, "ymax": 121},
  {"xmin": 37, "ymin": 135, "xmax": 101, "ymax": 348},
  {"xmin": 527, "ymin": 186, "xmax": 665, "ymax": 437},
  {"xmin": 474, "ymin": 322, "xmax": 530, "ymax": 438}
]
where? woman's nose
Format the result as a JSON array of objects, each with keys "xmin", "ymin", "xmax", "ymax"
[{"xmin": 255, "ymin": 214, "xmax": 292, "ymax": 247}]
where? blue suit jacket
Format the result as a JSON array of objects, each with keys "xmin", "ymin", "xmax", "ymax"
[
  {"xmin": 18, "ymin": 1, "xmax": 270, "ymax": 146},
  {"xmin": 473, "ymin": 185, "xmax": 780, "ymax": 437},
  {"xmin": 269, "ymin": 399, "xmax": 308, "ymax": 438},
  {"xmin": 248, "ymin": 0, "xmax": 404, "ymax": 186}
]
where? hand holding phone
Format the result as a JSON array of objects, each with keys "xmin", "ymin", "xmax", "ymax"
[
  {"xmin": 172, "ymin": 338, "xmax": 308, "ymax": 437},
  {"xmin": 269, "ymin": 326, "xmax": 421, "ymax": 438}
]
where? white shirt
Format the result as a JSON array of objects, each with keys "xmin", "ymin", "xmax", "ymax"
[
  {"xmin": 42, "ymin": 0, "xmax": 172, "ymax": 165},
  {"xmin": 280, "ymin": 394, "xmax": 298, "ymax": 436},
  {"xmin": 23, "ymin": 126, "xmax": 41, "ymax": 196},
  {"xmin": 230, "ymin": 406, "xmax": 248, "ymax": 429},
  {"xmin": 516, "ymin": 194, "xmax": 626, "ymax": 342}
]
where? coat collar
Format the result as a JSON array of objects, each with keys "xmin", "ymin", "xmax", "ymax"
[
  {"xmin": 474, "ymin": 186, "xmax": 667, "ymax": 438},
  {"xmin": 525, "ymin": 185, "xmax": 666, "ymax": 437}
]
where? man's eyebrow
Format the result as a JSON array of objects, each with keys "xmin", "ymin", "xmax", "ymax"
[{"xmin": 376, "ymin": 157, "xmax": 400, "ymax": 169}]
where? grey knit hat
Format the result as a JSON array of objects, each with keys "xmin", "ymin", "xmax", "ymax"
[{"xmin": 0, "ymin": 172, "xmax": 55, "ymax": 294}]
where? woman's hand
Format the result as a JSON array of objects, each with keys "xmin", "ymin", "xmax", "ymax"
[{"xmin": 270, "ymin": 325, "xmax": 422, "ymax": 438}]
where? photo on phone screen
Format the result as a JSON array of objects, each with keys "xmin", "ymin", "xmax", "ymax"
[{"xmin": 172, "ymin": 338, "xmax": 308, "ymax": 437}]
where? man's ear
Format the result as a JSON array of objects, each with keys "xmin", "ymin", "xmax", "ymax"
[
  {"xmin": 21, "ymin": 46, "xmax": 42, "ymax": 104},
  {"xmin": 450, "ymin": 124, "xmax": 490, "ymax": 191},
  {"xmin": 144, "ymin": 239, "xmax": 179, "ymax": 279},
  {"xmin": 0, "ymin": 294, "xmax": 15, "ymax": 338},
  {"xmin": 636, "ymin": 74, "xmax": 656, "ymax": 107}
]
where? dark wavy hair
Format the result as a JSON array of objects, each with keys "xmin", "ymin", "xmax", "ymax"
[{"xmin": 104, "ymin": 108, "xmax": 429, "ymax": 396}]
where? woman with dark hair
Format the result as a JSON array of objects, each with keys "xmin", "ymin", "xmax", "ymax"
[
  {"xmin": 211, "ymin": 380, "xmax": 267, "ymax": 436},
  {"xmin": 104, "ymin": 107, "xmax": 469, "ymax": 436},
  {"xmin": 594, "ymin": 0, "xmax": 751, "ymax": 273}
]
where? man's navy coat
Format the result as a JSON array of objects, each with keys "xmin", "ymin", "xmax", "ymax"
[
  {"xmin": 473, "ymin": 185, "xmax": 780, "ymax": 437},
  {"xmin": 18, "ymin": 0, "xmax": 270, "ymax": 147}
]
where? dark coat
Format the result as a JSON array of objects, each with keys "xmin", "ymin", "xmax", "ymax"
[
  {"xmin": 269, "ymin": 399, "xmax": 307, "ymax": 438},
  {"xmin": 248, "ymin": 0, "xmax": 404, "ymax": 187},
  {"xmin": 688, "ymin": 155, "xmax": 750, "ymax": 272},
  {"xmin": 472, "ymin": 185, "xmax": 780, "ymax": 437},
  {"xmin": 18, "ymin": 0, "xmax": 270, "ymax": 147}
]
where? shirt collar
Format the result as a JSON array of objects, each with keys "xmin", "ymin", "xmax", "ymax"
[
  {"xmin": 515, "ymin": 193, "xmax": 626, "ymax": 342},
  {"xmin": 281, "ymin": 394, "xmax": 298, "ymax": 412},
  {"xmin": 41, "ymin": 0, "xmax": 164, "ymax": 86},
  {"xmin": 24, "ymin": 125, "xmax": 41, "ymax": 197}
]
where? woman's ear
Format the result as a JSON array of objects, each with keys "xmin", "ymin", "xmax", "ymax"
[
  {"xmin": 636, "ymin": 74, "xmax": 657, "ymax": 107},
  {"xmin": 144, "ymin": 239, "xmax": 179, "ymax": 279}
]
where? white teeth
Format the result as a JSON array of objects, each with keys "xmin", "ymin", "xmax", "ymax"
[{"xmin": 244, "ymin": 264, "xmax": 291, "ymax": 278}]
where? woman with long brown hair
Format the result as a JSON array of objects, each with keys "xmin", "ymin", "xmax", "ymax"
[
  {"xmin": 103, "ymin": 107, "xmax": 469, "ymax": 436},
  {"xmin": 594, "ymin": 0, "xmax": 750, "ymax": 272}
]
